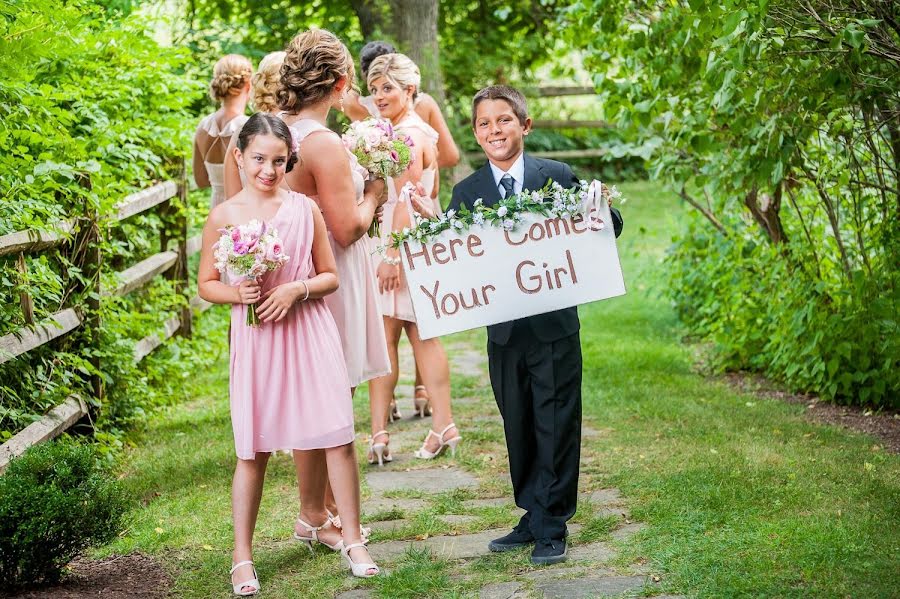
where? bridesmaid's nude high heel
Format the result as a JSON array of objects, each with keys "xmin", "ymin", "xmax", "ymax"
[
  {"xmin": 341, "ymin": 541, "xmax": 380, "ymax": 578},
  {"xmin": 413, "ymin": 423, "xmax": 462, "ymax": 460},
  {"xmin": 293, "ymin": 517, "xmax": 344, "ymax": 552},
  {"xmin": 388, "ymin": 396, "xmax": 402, "ymax": 422},
  {"xmin": 413, "ymin": 385, "xmax": 432, "ymax": 418},
  {"xmin": 230, "ymin": 560, "xmax": 260, "ymax": 596},
  {"xmin": 367, "ymin": 430, "xmax": 393, "ymax": 466}
]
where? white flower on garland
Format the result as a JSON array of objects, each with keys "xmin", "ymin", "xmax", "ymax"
[
  {"xmin": 497, "ymin": 206, "xmax": 509, "ymax": 217},
  {"xmin": 473, "ymin": 212, "xmax": 485, "ymax": 225}
]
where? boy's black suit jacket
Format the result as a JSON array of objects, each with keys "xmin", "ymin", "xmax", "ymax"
[{"xmin": 448, "ymin": 153, "xmax": 623, "ymax": 346}]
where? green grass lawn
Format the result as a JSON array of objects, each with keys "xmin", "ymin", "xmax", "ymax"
[{"xmin": 102, "ymin": 181, "xmax": 899, "ymax": 598}]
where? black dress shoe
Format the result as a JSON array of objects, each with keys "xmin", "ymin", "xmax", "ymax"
[
  {"xmin": 488, "ymin": 527, "xmax": 535, "ymax": 552},
  {"xmin": 531, "ymin": 537, "xmax": 567, "ymax": 565}
]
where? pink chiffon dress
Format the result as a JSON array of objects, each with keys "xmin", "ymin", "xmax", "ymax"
[
  {"xmin": 281, "ymin": 117, "xmax": 391, "ymax": 387},
  {"xmin": 372, "ymin": 113, "xmax": 440, "ymax": 322},
  {"xmin": 229, "ymin": 192, "xmax": 354, "ymax": 459}
]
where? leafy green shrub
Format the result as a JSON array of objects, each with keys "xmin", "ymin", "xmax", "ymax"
[
  {"xmin": 668, "ymin": 214, "xmax": 899, "ymax": 407},
  {"xmin": 561, "ymin": 2, "xmax": 900, "ymax": 405},
  {"xmin": 0, "ymin": 0, "xmax": 209, "ymax": 439},
  {"xmin": 0, "ymin": 440, "xmax": 128, "ymax": 587}
]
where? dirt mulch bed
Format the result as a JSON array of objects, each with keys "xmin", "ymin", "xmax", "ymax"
[
  {"xmin": 6, "ymin": 553, "xmax": 171, "ymax": 599},
  {"xmin": 725, "ymin": 372, "xmax": 900, "ymax": 453}
]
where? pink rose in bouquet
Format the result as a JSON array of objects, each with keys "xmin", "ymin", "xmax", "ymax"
[{"xmin": 213, "ymin": 219, "xmax": 290, "ymax": 327}]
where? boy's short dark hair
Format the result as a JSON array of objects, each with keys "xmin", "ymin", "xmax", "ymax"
[
  {"xmin": 471, "ymin": 85, "xmax": 529, "ymax": 127},
  {"xmin": 360, "ymin": 40, "xmax": 396, "ymax": 79}
]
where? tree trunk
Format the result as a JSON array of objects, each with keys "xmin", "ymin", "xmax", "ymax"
[
  {"xmin": 388, "ymin": 0, "xmax": 446, "ymax": 107},
  {"xmin": 349, "ymin": 0, "xmax": 385, "ymax": 41}
]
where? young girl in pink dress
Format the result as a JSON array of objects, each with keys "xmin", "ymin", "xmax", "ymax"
[{"xmin": 198, "ymin": 113, "xmax": 379, "ymax": 596}]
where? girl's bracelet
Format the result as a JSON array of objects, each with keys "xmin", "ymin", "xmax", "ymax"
[
  {"xmin": 299, "ymin": 280, "xmax": 310, "ymax": 301},
  {"xmin": 382, "ymin": 255, "xmax": 401, "ymax": 266}
]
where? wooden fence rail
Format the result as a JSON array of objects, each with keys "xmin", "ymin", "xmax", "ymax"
[{"xmin": 0, "ymin": 163, "xmax": 201, "ymax": 472}]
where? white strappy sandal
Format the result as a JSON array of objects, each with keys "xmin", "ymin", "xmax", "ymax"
[
  {"xmin": 229, "ymin": 560, "xmax": 260, "ymax": 596},
  {"xmin": 413, "ymin": 385, "xmax": 432, "ymax": 417},
  {"xmin": 341, "ymin": 541, "xmax": 380, "ymax": 578},
  {"xmin": 293, "ymin": 516, "xmax": 344, "ymax": 551},
  {"xmin": 367, "ymin": 430, "xmax": 393, "ymax": 466},
  {"xmin": 413, "ymin": 423, "xmax": 462, "ymax": 459}
]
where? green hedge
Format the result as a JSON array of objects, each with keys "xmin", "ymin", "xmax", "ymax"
[
  {"xmin": 0, "ymin": 440, "xmax": 128, "ymax": 587},
  {"xmin": 0, "ymin": 0, "xmax": 220, "ymax": 442},
  {"xmin": 668, "ymin": 215, "xmax": 899, "ymax": 407}
]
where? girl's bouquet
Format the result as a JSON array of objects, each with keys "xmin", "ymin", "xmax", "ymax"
[
  {"xmin": 213, "ymin": 220, "xmax": 290, "ymax": 327},
  {"xmin": 342, "ymin": 117, "xmax": 414, "ymax": 237}
]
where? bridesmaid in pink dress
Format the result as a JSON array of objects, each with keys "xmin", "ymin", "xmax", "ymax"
[
  {"xmin": 365, "ymin": 53, "xmax": 462, "ymax": 465},
  {"xmin": 198, "ymin": 114, "xmax": 379, "ymax": 595},
  {"xmin": 276, "ymin": 29, "xmax": 389, "ymax": 547}
]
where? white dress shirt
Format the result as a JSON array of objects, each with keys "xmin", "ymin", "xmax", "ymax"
[{"xmin": 489, "ymin": 152, "xmax": 525, "ymax": 197}]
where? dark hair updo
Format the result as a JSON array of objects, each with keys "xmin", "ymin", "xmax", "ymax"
[
  {"xmin": 237, "ymin": 113, "xmax": 299, "ymax": 172},
  {"xmin": 360, "ymin": 40, "xmax": 395, "ymax": 79}
]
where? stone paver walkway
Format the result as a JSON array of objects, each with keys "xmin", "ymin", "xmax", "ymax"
[{"xmin": 337, "ymin": 341, "xmax": 679, "ymax": 598}]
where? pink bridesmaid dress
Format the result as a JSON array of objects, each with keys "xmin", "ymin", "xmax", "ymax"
[
  {"xmin": 373, "ymin": 112, "xmax": 440, "ymax": 322},
  {"xmin": 229, "ymin": 192, "xmax": 353, "ymax": 459},
  {"xmin": 281, "ymin": 117, "xmax": 391, "ymax": 387}
]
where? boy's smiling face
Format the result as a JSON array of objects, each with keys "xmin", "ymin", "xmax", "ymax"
[{"xmin": 473, "ymin": 99, "xmax": 532, "ymax": 171}]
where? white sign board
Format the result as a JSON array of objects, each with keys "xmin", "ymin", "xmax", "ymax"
[{"xmin": 401, "ymin": 181, "xmax": 626, "ymax": 339}]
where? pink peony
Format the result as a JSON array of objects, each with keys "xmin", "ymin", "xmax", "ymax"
[{"xmin": 265, "ymin": 243, "xmax": 282, "ymax": 262}]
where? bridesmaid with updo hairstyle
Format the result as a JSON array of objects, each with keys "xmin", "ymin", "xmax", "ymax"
[
  {"xmin": 193, "ymin": 54, "xmax": 252, "ymax": 208},
  {"xmin": 223, "ymin": 51, "xmax": 286, "ymax": 199},
  {"xmin": 276, "ymin": 27, "xmax": 389, "ymax": 568}
]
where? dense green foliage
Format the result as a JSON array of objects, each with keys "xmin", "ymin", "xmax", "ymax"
[
  {"xmin": 560, "ymin": 0, "xmax": 900, "ymax": 405},
  {"xmin": 0, "ymin": 441, "xmax": 128, "ymax": 587},
  {"xmin": 0, "ymin": 0, "xmax": 216, "ymax": 441}
]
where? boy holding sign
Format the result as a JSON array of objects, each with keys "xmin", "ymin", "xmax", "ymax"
[{"xmin": 447, "ymin": 85, "xmax": 623, "ymax": 565}]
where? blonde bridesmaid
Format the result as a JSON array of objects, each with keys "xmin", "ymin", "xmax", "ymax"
[{"xmin": 192, "ymin": 54, "xmax": 252, "ymax": 209}]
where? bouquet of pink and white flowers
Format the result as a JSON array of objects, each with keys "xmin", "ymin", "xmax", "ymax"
[
  {"xmin": 342, "ymin": 118, "xmax": 415, "ymax": 237},
  {"xmin": 213, "ymin": 219, "xmax": 290, "ymax": 327},
  {"xmin": 343, "ymin": 117, "xmax": 414, "ymax": 179}
]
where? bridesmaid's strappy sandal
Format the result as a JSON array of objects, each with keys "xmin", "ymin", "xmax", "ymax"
[
  {"xmin": 413, "ymin": 423, "xmax": 462, "ymax": 460},
  {"xmin": 367, "ymin": 430, "xmax": 393, "ymax": 466},
  {"xmin": 293, "ymin": 517, "xmax": 343, "ymax": 552},
  {"xmin": 388, "ymin": 396, "xmax": 402, "ymax": 422},
  {"xmin": 341, "ymin": 541, "xmax": 380, "ymax": 578},
  {"xmin": 413, "ymin": 385, "xmax": 432, "ymax": 418},
  {"xmin": 230, "ymin": 560, "xmax": 260, "ymax": 596}
]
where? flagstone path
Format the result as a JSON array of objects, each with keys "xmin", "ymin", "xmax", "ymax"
[{"xmin": 335, "ymin": 341, "xmax": 682, "ymax": 599}]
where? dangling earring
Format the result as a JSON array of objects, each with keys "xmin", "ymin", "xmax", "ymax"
[{"xmin": 339, "ymin": 94, "xmax": 345, "ymax": 113}]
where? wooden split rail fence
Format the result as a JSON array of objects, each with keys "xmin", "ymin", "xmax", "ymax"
[{"xmin": 0, "ymin": 162, "xmax": 208, "ymax": 471}]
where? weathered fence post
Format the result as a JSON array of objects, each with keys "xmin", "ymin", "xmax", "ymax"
[{"xmin": 176, "ymin": 158, "xmax": 192, "ymax": 338}]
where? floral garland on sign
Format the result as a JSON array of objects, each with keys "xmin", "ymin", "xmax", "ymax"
[{"xmin": 388, "ymin": 180, "xmax": 622, "ymax": 250}]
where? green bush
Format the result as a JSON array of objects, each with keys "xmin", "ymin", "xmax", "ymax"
[
  {"xmin": 0, "ymin": 440, "xmax": 128, "ymax": 587},
  {"xmin": 668, "ymin": 214, "xmax": 900, "ymax": 407},
  {"xmin": 0, "ymin": 0, "xmax": 211, "ymax": 440}
]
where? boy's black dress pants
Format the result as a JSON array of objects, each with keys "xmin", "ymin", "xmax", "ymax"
[{"xmin": 487, "ymin": 323, "xmax": 582, "ymax": 541}]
